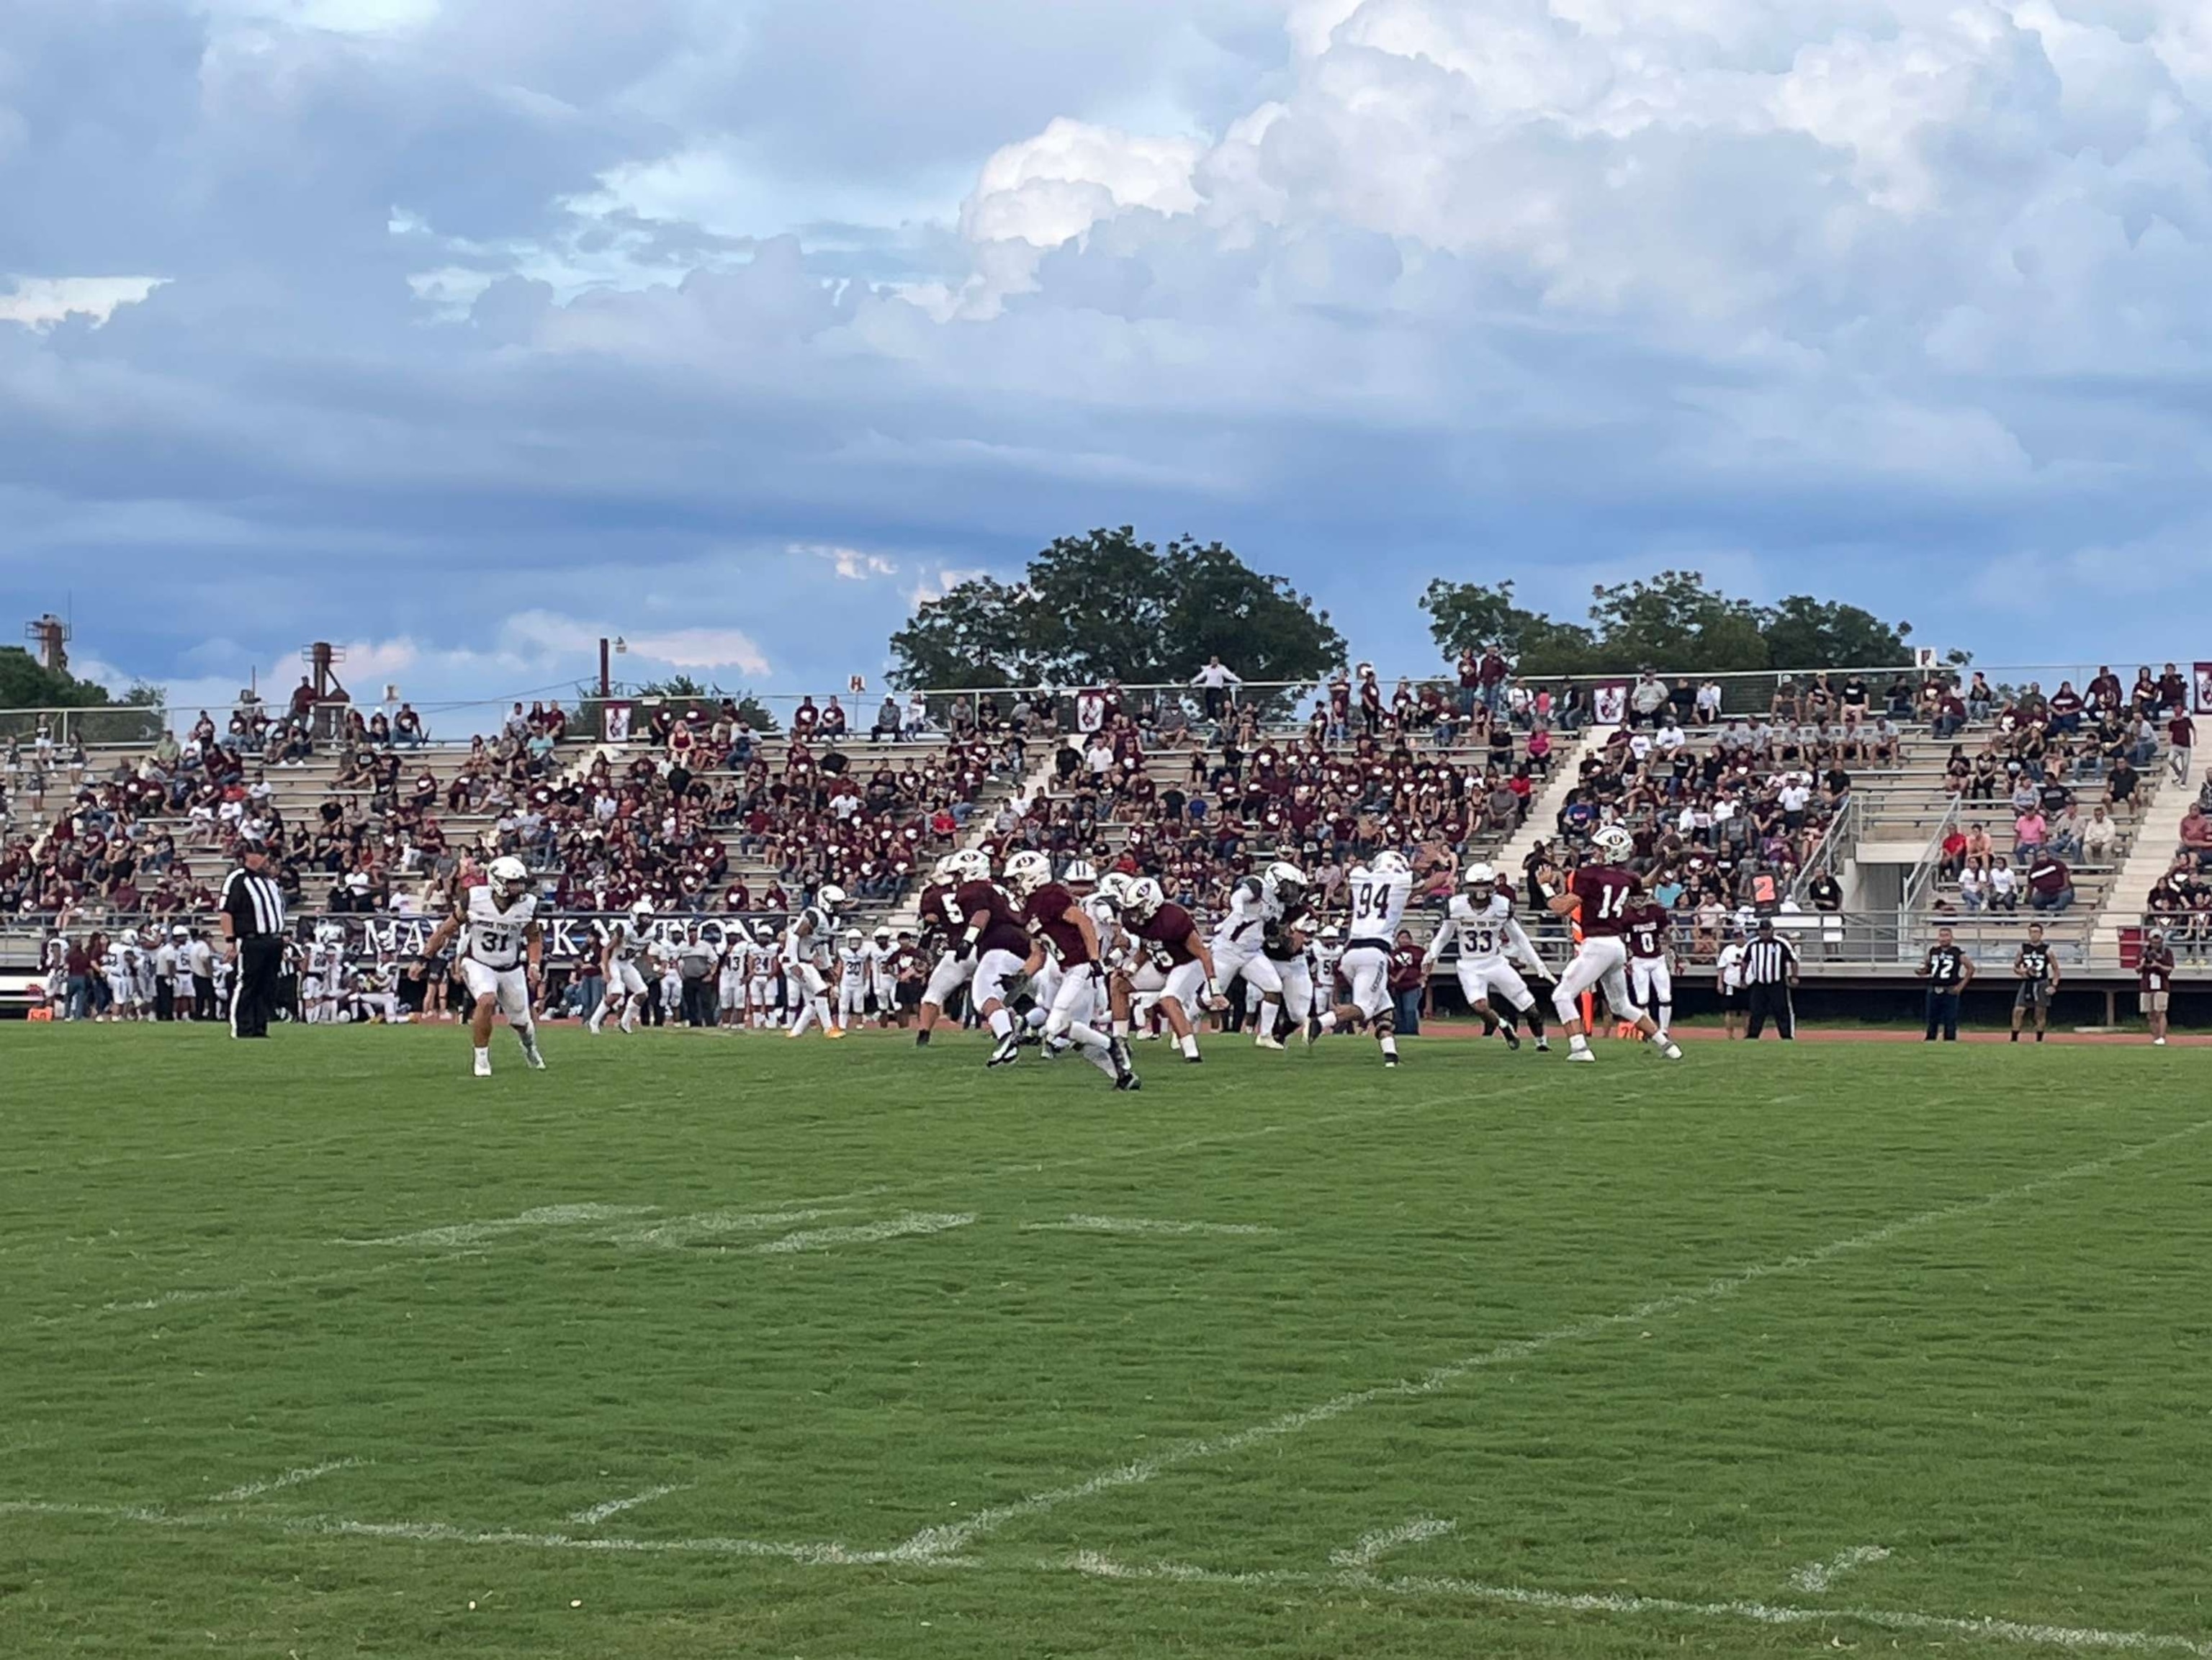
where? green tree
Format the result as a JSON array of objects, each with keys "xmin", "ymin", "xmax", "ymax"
[
  {"xmin": 0, "ymin": 648, "xmax": 165, "ymax": 741},
  {"xmin": 889, "ymin": 528, "xmax": 1346, "ymax": 695},
  {"xmin": 1418, "ymin": 579, "xmax": 1596, "ymax": 675},
  {"xmin": 1419, "ymin": 570, "xmax": 1921, "ymax": 680},
  {"xmin": 1759, "ymin": 595, "xmax": 1911, "ymax": 672},
  {"xmin": 574, "ymin": 677, "xmax": 781, "ymax": 735}
]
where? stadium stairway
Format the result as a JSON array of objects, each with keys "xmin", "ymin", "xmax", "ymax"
[
  {"xmin": 1491, "ymin": 723, "xmax": 1616, "ymax": 885},
  {"xmin": 2090, "ymin": 767, "xmax": 2196, "ymax": 967}
]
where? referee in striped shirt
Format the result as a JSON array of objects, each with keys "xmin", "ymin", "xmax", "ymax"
[
  {"xmin": 220, "ymin": 833, "xmax": 287, "ymax": 1038},
  {"xmin": 1741, "ymin": 919, "xmax": 1799, "ymax": 1040}
]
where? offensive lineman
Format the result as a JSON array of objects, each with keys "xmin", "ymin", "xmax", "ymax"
[
  {"xmin": 1544, "ymin": 826, "xmax": 1683, "ymax": 1063},
  {"xmin": 1422, "ymin": 862, "xmax": 1551, "ymax": 1050},
  {"xmin": 1004, "ymin": 851, "xmax": 1137, "ymax": 1086},
  {"xmin": 419, "ymin": 855, "xmax": 546, "ymax": 1075}
]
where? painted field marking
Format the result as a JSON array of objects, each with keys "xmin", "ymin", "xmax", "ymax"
[
  {"xmin": 750, "ymin": 1213, "xmax": 976, "ymax": 1255},
  {"xmin": 1793, "ymin": 1543, "xmax": 1892, "ymax": 1592},
  {"xmin": 890, "ymin": 1116, "xmax": 2212, "ymax": 1562},
  {"xmin": 33, "ymin": 1080, "xmax": 1530, "ymax": 1332},
  {"xmin": 1024, "ymin": 1216, "xmax": 1279, "ymax": 1238},
  {"xmin": 567, "ymin": 1484, "xmax": 690, "ymax": 1526},
  {"xmin": 3, "ymin": 1500, "xmax": 2206, "ymax": 1658},
  {"xmin": 98, "ymin": 1286, "xmax": 247, "ymax": 1314},
  {"xmin": 336, "ymin": 1204, "xmax": 655, "ymax": 1248},
  {"xmin": 214, "ymin": 1458, "xmax": 364, "ymax": 1504},
  {"xmin": 613, "ymin": 1209, "xmax": 851, "ymax": 1249},
  {"xmin": 1330, "ymin": 1515, "xmax": 1456, "ymax": 1570},
  {"xmin": 1069, "ymin": 1553, "xmax": 2212, "ymax": 1659}
]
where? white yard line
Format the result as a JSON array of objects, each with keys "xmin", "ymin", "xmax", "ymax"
[
  {"xmin": 336, "ymin": 1204, "xmax": 655, "ymax": 1248},
  {"xmin": 750, "ymin": 1214, "xmax": 977, "ymax": 1255},
  {"xmin": 567, "ymin": 1484, "xmax": 690, "ymax": 1526},
  {"xmin": 1330, "ymin": 1516, "xmax": 1456, "ymax": 1569},
  {"xmin": 1793, "ymin": 1543, "xmax": 1892, "ymax": 1592},
  {"xmin": 96, "ymin": 1286, "xmax": 247, "ymax": 1314},
  {"xmin": 1071, "ymin": 1554, "xmax": 2212, "ymax": 1658},
  {"xmin": 1025, "ymin": 1216, "xmax": 1280, "ymax": 1238},
  {"xmin": 4, "ymin": 1499, "xmax": 2205, "ymax": 1657},
  {"xmin": 613, "ymin": 1209, "xmax": 850, "ymax": 1249},
  {"xmin": 889, "ymin": 1117, "xmax": 2212, "ymax": 1562},
  {"xmin": 214, "ymin": 1458, "xmax": 364, "ymax": 1504}
]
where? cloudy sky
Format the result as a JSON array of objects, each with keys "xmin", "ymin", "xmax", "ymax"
[{"xmin": 4, "ymin": 0, "xmax": 2211, "ymax": 720}]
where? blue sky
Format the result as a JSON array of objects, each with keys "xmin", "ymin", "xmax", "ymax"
[{"xmin": 4, "ymin": 0, "xmax": 2211, "ymax": 720}]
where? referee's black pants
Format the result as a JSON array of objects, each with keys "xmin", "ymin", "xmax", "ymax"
[
  {"xmin": 1924, "ymin": 990, "xmax": 1961, "ymax": 1042},
  {"xmin": 231, "ymin": 937, "xmax": 283, "ymax": 1038},
  {"xmin": 153, "ymin": 983, "xmax": 175, "ymax": 1022},
  {"xmin": 193, "ymin": 975, "xmax": 217, "ymax": 1021},
  {"xmin": 1744, "ymin": 981, "xmax": 1795, "ymax": 1039}
]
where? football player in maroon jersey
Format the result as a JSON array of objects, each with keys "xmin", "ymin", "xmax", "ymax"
[
  {"xmin": 1003, "ymin": 852, "xmax": 1137, "ymax": 1087},
  {"xmin": 1123, "ymin": 876, "xmax": 1218, "ymax": 1063},
  {"xmin": 914, "ymin": 849, "xmax": 987, "ymax": 1047},
  {"xmin": 1545, "ymin": 825, "xmax": 1683, "ymax": 1063}
]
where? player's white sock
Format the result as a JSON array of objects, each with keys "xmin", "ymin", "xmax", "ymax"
[
  {"xmin": 1568, "ymin": 1032, "xmax": 1591, "ymax": 1055},
  {"xmin": 809, "ymin": 996, "xmax": 835, "ymax": 1033},
  {"xmin": 472, "ymin": 1045, "xmax": 491, "ymax": 1076},
  {"xmin": 514, "ymin": 1020, "xmax": 538, "ymax": 1052},
  {"xmin": 1380, "ymin": 1035, "xmax": 1398, "ymax": 1060},
  {"xmin": 1066, "ymin": 1026, "xmax": 1119, "ymax": 1077},
  {"xmin": 1179, "ymin": 1032, "xmax": 1201, "ymax": 1060},
  {"xmin": 791, "ymin": 999, "xmax": 819, "ymax": 1037},
  {"xmin": 1110, "ymin": 1018, "xmax": 1130, "ymax": 1037},
  {"xmin": 987, "ymin": 1009, "xmax": 1016, "ymax": 1042},
  {"xmin": 1024, "ymin": 1006, "xmax": 1048, "ymax": 1032},
  {"xmin": 1315, "ymin": 1010, "xmax": 1338, "ymax": 1033}
]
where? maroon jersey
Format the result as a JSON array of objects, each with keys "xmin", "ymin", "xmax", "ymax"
[
  {"xmin": 917, "ymin": 881, "xmax": 962, "ymax": 949},
  {"xmin": 1022, "ymin": 883, "xmax": 1095, "ymax": 967},
  {"xmin": 956, "ymin": 878, "xmax": 1030, "ymax": 958},
  {"xmin": 1133, "ymin": 902, "xmax": 1201, "ymax": 968},
  {"xmin": 1570, "ymin": 864, "xmax": 1638, "ymax": 937},
  {"xmin": 1624, "ymin": 901, "xmax": 1669, "ymax": 961}
]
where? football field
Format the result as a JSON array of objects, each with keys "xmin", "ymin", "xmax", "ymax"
[{"xmin": 5, "ymin": 1025, "xmax": 2210, "ymax": 1659}]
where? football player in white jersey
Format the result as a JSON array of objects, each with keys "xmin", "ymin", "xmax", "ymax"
[
  {"xmin": 836, "ymin": 927, "xmax": 873, "ymax": 1030},
  {"xmin": 783, "ymin": 885, "xmax": 846, "ymax": 1039},
  {"xmin": 421, "ymin": 855, "xmax": 545, "ymax": 1075},
  {"xmin": 716, "ymin": 924, "xmax": 747, "ymax": 1027},
  {"xmin": 1422, "ymin": 863, "xmax": 1550, "ymax": 1050},
  {"xmin": 309, "ymin": 923, "xmax": 349, "ymax": 1024},
  {"xmin": 1209, "ymin": 863, "xmax": 1303, "ymax": 1050},
  {"xmin": 1308, "ymin": 850, "xmax": 1418, "ymax": 1065},
  {"xmin": 747, "ymin": 921, "xmax": 780, "ymax": 1028},
  {"xmin": 588, "ymin": 899, "xmax": 657, "ymax": 1035},
  {"xmin": 1310, "ymin": 924, "xmax": 1344, "ymax": 1008},
  {"xmin": 866, "ymin": 926, "xmax": 899, "ymax": 1027},
  {"xmin": 103, "ymin": 931, "xmax": 142, "ymax": 1021}
]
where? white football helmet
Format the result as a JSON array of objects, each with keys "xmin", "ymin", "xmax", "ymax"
[
  {"xmin": 1265, "ymin": 860, "xmax": 1307, "ymax": 896},
  {"xmin": 1063, "ymin": 860, "xmax": 1098, "ymax": 888},
  {"xmin": 1319, "ymin": 924, "xmax": 1341, "ymax": 942},
  {"xmin": 845, "ymin": 927, "xmax": 865, "ymax": 946},
  {"xmin": 121, "ymin": 928, "xmax": 139, "ymax": 947},
  {"xmin": 488, "ymin": 854, "xmax": 529, "ymax": 898},
  {"xmin": 1124, "ymin": 877, "xmax": 1166, "ymax": 920},
  {"xmin": 945, "ymin": 848, "xmax": 992, "ymax": 884},
  {"xmin": 1004, "ymin": 850, "xmax": 1053, "ymax": 896},
  {"xmin": 873, "ymin": 926, "xmax": 893, "ymax": 944},
  {"xmin": 1372, "ymin": 850, "xmax": 1411, "ymax": 878},
  {"xmin": 755, "ymin": 921, "xmax": 778, "ymax": 942},
  {"xmin": 1098, "ymin": 872, "xmax": 1133, "ymax": 906},
  {"xmin": 817, "ymin": 883, "xmax": 847, "ymax": 915},
  {"xmin": 1462, "ymin": 862, "xmax": 1497, "ymax": 896},
  {"xmin": 1593, "ymin": 824, "xmax": 1635, "ymax": 863},
  {"xmin": 631, "ymin": 898, "xmax": 656, "ymax": 928},
  {"xmin": 171, "ymin": 924, "xmax": 189, "ymax": 940}
]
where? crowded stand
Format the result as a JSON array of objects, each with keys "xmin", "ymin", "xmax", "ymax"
[{"xmin": 9, "ymin": 646, "xmax": 2207, "ymax": 1051}]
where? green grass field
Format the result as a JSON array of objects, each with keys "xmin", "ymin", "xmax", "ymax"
[{"xmin": 5, "ymin": 1024, "xmax": 2211, "ymax": 1658}]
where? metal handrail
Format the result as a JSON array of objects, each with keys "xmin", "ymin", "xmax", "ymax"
[{"xmin": 1897, "ymin": 796, "xmax": 1964, "ymax": 925}]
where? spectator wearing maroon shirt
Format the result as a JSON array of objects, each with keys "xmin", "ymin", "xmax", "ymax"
[
  {"xmin": 2026, "ymin": 854, "xmax": 2074, "ymax": 913},
  {"xmin": 820, "ymin": 696, "xmax": 848, "ymax": 740},
  {"xmin": 1477, "ymin": 647, "xmax": 1511, "ymax": 717},
  {"xmin": 2167, "ymin": 710, "xmax": 2195, "ymax": 787},
  {"xmin": 1385, "ymin": 928, "xmax": 1426, "ymax": 1036}
]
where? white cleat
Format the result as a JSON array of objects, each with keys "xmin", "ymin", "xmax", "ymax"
[
  {"xmin": 1660, "ymin": 1042, "xmax": 1683, "ymax": 1060},
  {"xmin": 472, "ymin": 1050, "xmax": 492, "ymax": 1078},
  {"xmin": 1254, "ymin": 1034, "xmax": 1285, "ymax": 1051},
  {"xmin": 1566, "ymin": 1049, "xmax": 1596, "ymax": 1063}
]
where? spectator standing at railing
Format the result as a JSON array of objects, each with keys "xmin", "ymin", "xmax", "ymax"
[
  {"xmin": 1477, "ymin": 646, "xmax": 1511, "ymax": 716},
  {"xmin": 1188, "ymin": 657, "xmax": 1241, "ymax": 723},
  {"xmin": 2167, "ymin": 707, "xmax": 2195, "ymax": 787}
]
